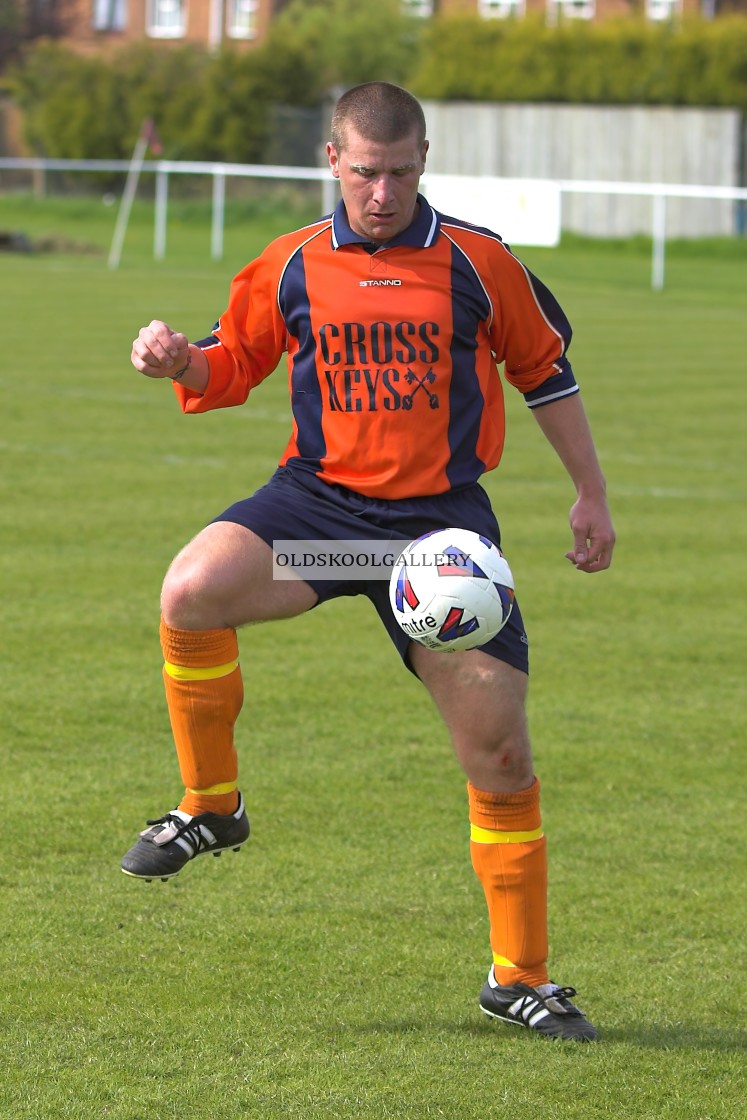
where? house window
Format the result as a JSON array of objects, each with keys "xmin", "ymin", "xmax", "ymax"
[
  {"xmin": 479, "ymin": 0, "xmax": 525, "ymax": 17},
  {"xmin": 93, "ymin": 0, "xmax": 127, "ymax": 30},
  {"xmin": 547, "ymin": 0, "xmax": 595, "ymax": 19},
  {"xmin": 227, "ymin": 0, "xmax": 259, "ymax": 38},
  {"xmin": 402, "ymin": 0, "xmax": 434, "ymax": 16},
  {"xmin": 147, "ymin": 0, "xmax": 186, "ymax": 39},
  {"xmin": 646, "ymin": 0, "xmax": 681, "ymax": 19}
]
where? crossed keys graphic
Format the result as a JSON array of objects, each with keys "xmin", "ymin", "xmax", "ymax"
[{"xmin": 402, "ymin": 367, "xmax": 439, "ymax": 410}]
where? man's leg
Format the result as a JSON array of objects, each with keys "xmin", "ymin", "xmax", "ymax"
[
  {"xmin": 410, "ymin": 644, "xmax": 598, "ymax": 1040},
  {"xmin": 160, "ymin": 521, "xmax": 317, "ymax": 815},
  {"xmin": 161, "ymin": 520, "xmax": 318, "ymax": 632},
  {"xmin": 410, "ymin": 645, "xmax": 547, "ymax": 987},
  {"xmin": 121, "ymin": 521, "xmax": 317, "ymax": 880}
]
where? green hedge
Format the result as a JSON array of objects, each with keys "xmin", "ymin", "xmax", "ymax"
[
  {"xmin": 6, "ymin": 0, "xmax": 420, "ymax": 162},
  {"xmin": 9, "ymin": 42, "xmax": 210, "ymax": 161},
  {"xmin": 411, "ymin": 15, "xmax": 747, "ymax": 111},
  {"xmin": 6, "ymin": 11, "xmax": 747, "ymax": 163}
]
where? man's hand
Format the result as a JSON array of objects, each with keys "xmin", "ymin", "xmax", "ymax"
[
  {"xmin": 566, "ymin": 494, "xmax": 616, "ymax": 572},
  {"xmin": 131, "ymin": 320, "xmax": 190, "ymax": 379},
  {"xmin": 530, "ymin": 394, "xmax": 616, "ymax": 575}
]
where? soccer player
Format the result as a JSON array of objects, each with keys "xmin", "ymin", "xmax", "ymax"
[{"xmin": 124, "ymin": 82, "xmax": 615, "ymax": 1042}]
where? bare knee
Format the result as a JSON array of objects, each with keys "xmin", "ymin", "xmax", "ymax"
[
  {"xmin": 159, "ymin": 522, "xmax": 257, "ymax": 630},
  {"xmin": 161, "ymin": 546, "xmax": 223, "ymax": 629},
  {"xmin": 448, "ymin": 678, "xmax": 533, "ymax": 790},
  {"xmin": 413, "ymin": 647, "xmax": 535, "ymax": 792},
  {"xmin": 160, "ymin": 522, "xmax": 318, "ymax": 631},
  {"xmin": 458, "ymin": 724, "xmax": 534, "ymax": 792}
]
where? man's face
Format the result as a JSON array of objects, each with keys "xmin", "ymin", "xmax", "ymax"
[{"xmin": 327, "ymin": 126, "xmax": 428, "ymax": 245}]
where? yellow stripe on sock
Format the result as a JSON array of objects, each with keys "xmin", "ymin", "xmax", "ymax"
[
  {"xmin": 186, "ymin": 781, "xmax": 239, "ymax": 796},
  {"xmin": 163, "ymin": 658, "xmax": 239, "ymax": 681},
  {"xmin": 470, "ymin": 824, "xmax": 545, "ymax": 845},
  {"xmin": 493, "ymin": 954, "xmax": 517, "ymax": 968}
]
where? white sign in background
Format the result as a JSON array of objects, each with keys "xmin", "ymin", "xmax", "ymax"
[{"xmin": 422, "ymin": 174, "xmax": 562, "ymax": 247}]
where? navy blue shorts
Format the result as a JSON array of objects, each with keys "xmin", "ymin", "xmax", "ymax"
[{"xmin": 213, "ymin": 466, "xmax": 529, "ymax": 675}]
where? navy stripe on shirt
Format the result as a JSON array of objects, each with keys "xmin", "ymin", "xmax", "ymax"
[
  {"xmin": 445, "ymin": 238, "xmax": 490, "ymax": 488},
  {"xmin": 278, "ymin": 246, "xmax": 326, "ymax": 470}
]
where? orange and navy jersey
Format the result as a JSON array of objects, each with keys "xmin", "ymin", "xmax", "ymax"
[{"xmin": 176, "ymin": 195, "xmax": 578, "ymax": 499}]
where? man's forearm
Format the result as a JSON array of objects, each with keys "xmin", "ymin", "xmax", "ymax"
[
  {"xmin": 531, "ymin": 392, "xmax": 615, "ymax": 570},
  {"xmin": 530, "ymin": 392, "xmax": 607, "ymax": 497},
  {"xmin": 168, "ymin": 344, "xmax": 210, "ymax": 394}
]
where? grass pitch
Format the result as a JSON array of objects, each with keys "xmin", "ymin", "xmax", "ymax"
[{"xmin": 0, "ymin": 194, "xmax": 745, "ymax": 1119}]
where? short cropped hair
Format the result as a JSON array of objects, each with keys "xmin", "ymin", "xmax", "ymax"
[{"xmin": 330, "ymin": 82, "xmax": 427, "ymax": 151}]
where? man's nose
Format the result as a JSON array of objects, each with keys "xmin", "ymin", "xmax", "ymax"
[{"xmin": 371, "ymin": 175, "xmax": 395, "ymax": 202}]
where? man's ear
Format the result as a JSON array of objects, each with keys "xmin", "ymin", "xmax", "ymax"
[{"xmin": 327, "ymin": 141, "xmax": 340, "ymax": 179}]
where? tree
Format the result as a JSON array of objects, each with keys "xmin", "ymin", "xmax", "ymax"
[
  {"xmin": 262, "ymin": 0, "xmax": 424, "ymax": 92},
  {"xmin": 0, "ymin": 0, "xmax": 77, "ymax": 73}
]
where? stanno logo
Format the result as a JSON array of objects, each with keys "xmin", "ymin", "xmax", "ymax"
[{"xmin": 359, "ymin": 279, "xmax": 402, "ymax": 287}]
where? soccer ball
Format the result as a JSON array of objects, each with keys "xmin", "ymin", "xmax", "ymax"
[{"xmin": 389, "ymin": 528, "xmax": 515, "ymax": 653}]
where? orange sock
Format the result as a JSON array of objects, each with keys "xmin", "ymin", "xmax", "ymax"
[
  {"xmin": 468, "ymin": 777, "xmax": 549, "ymax": 988},
  {"xmin": 160, "ymin": 618, "xmax": 243, "ymax": 818}
]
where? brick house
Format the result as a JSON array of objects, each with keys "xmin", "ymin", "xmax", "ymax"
[{"xmin": 38, "ymin": 0, "xmax": 747, "ymax": 56}]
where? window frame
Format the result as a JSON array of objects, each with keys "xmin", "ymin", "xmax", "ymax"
[
  {"xmin": 547, "ymin": 0, "xmax": 596, "ymax": 20},
  {"xmin": 646, "ymin": 0, "xmax": 682, "ymax": 21},
  {"xmin": 226, "ymin": 0, "xmax": 260, "ymax": 39},
  {"xmin": 402, "ymin": 0, "xmax": 435, "ymax": 17},
  {"xmin": 92, "ymin": 0, "xmax": 127, "ymax": 31},
  {"xmin": 147, "ymin": 0, "xmax": 187, "ymax": 40},
  {"xmin": 478, "ymin": 0, "xmax": 526, "ymax": 17}
]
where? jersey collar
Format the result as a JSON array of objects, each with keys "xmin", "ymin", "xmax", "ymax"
[{"xmin": 330, "ymin": 193, "xmax": 440, "ymax": 251}]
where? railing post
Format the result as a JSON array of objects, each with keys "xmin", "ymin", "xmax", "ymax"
[
  {"xmin": 154, "ymin": 167, "xmax": 168, "ymax": 260},
  {"xmin": 32, "ymin": 160, "xmax": 46, "ymax": 198},
  {"xmin": 651, "ymin": 193, "xmax": 667, "ymax": 291},
  {"xmin": 322, "ymin": 175, "xmax": 336, "ymax": 216},
  {"xmin": 212, "ymin": 168, "xmax": 225, "ymax": 261}
]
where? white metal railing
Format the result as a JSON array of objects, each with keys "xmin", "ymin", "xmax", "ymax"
[
  {"xmin": 1, "ymin": 156, "xmax": 746, "ymax": 290},
  {"xmin": 551, "ymin": 178, "xmax": 747, "ymax": 289},
  {"xmin": 0, "ymin": 156, "xmax": 335, "ymax": 269}
]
